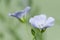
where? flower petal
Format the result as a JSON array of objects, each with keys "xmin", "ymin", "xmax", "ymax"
[
  {"xmin": 34, "ymin": 14, "xmax": 46, "ymax": 24},
  {"xmin": 29, "ymin": 17, "xmax": 40, "ymax": 28},
  {"xmin": 29, "ymin": 14, "xmax": 47, "ymax": 29},
  {"xmin": 9, "ymin": 11, "xmax": 24, "ymax": 18},
  {"xmin": 14, "ymin": 11, "xmax": 24, "ymax": 18},
  {"xmin": 9, "ymin": 6, "xmax": 31, "ymax": 19},
  {"xmin": 39, "ymin": 14, "xmax": 46, "ymax": 21},
  {"xmin": 46, "ymin": 17, "xmax": 55, "ymax": 27},
  {"xmin": 38, "ymin": 14, "xmax": 46, "ymax": 28},
  {"xmin": 23, "ymin": 6, "xmax": 31, "ymax": 14}
]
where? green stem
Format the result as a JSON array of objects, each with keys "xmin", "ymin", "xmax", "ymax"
[
  {"xmin": 32, "ymin": 28, "xmax": 45, "ymax": 40},
  {"xmin": 34, "ymin": 29, "xmax": 44, "ymax": 40},
  {"xmin": 40, "ymin": 33, "xmax": 43, "ymax": 40},
  {"xmin": 36, "ymin": 33, "xmax": 43, "ymax": 40}
]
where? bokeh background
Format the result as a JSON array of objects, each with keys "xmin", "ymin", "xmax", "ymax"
[{"xmin": 0, "ymin": 0, "xmax": 60, "ymax": 40}]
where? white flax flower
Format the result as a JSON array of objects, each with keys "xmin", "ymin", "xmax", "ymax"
[
  {"xmin": 29, "ymin": 14, "xmax": 55, "ymax": 29},
  {"xmin": 9, "ymin": 6, "xmax": 31, "ymax": 19}
]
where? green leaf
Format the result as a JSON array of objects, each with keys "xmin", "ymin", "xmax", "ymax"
[{"xmin": 31, "ymin": 29, "xmax": 35, "ymax": 36}]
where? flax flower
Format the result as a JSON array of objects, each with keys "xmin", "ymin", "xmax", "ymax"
[
  {"xmin": 9, "ymin": 6, "xmax": 30, "ymax": 19},
  {"xmin": 29, "ymin": 14, "xmax": 55, "ymax": 29}
]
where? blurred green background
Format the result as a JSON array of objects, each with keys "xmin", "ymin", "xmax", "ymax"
[{"xmin": 0, "ymin": 0, "xmax": 60, "ymax": 40}]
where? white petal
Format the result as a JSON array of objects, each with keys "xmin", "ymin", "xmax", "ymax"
[
  {"xmin": 39, "ymin": 14, "xmax": 46, "ymax": 21},
  {"xmin": 29, "ymin": 14, "xmax": 55, "ymax": 29},
  {"xmin": 38, "ymin": 14, "xmax": 46, "ymax": 28},
  {"xmin": 34, "ymin": 14, "xmax": 46, "ymax": 23},
  {"xmin": 29, "ymin": 17, "xmax": 40, "ymax": 28},
  {"xmin": 33, "ymin": 15, "xmax": 40, "ymax": 21},
  {"xmin": 29, "ymin": 14, "xmax": 47, "ymax": 29},
  {"xmin": 46, "ymin": 17, "xmax": 55, "ymax": 27}
]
